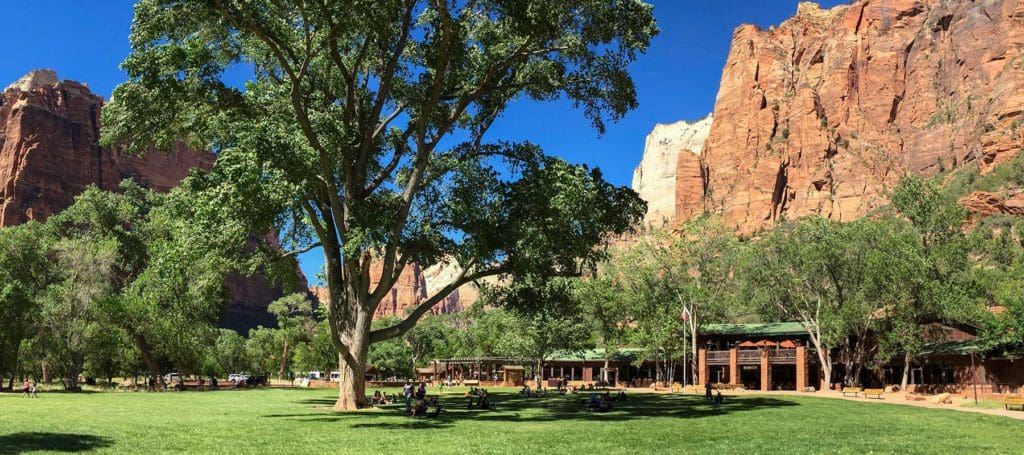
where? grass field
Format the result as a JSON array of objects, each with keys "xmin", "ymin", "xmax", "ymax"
[{"xmin": 1, "ymin": 387, "xmax": 1020, "ymax": 454}]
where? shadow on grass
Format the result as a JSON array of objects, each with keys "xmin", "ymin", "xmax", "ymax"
[
  {"xmin": 294, "ymin": 398, "xmax": 338, "ymax": 405},
  {"xmin": 0, "ymin": 432, "xmax": 112, "ymax": 454},
  {"xmin": 267, "ymin": 392, "xmax": 800, "ymax": 427}
]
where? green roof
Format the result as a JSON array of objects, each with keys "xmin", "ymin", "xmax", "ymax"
[
  {"xmin": 921, "ymin": 338, "xmax": 988, "ymax": 356},
  {"xmin": 702, "ymin": 322, "xmax": 807, "ymax": 337},
  {"xmin": 548, "ymin": 348, "xmax": 643, "ymax": 362}
]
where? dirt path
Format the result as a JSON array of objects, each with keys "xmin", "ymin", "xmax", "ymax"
[{"xmin": 723, "ymin": 389, "xmax": 1024, "ymax": 421}]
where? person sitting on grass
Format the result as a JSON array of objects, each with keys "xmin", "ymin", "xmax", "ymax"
[
  {"xmin": 426, "ymin": 397, "xmax": 443, "ymax": 417},
  {"xmin": 714, "ymin": 391, "xmax": 724, "ymax": 406},
  {"xmin": 616, "ymin": 389, "xmax": 627, "ymax": 401},
  {"xmin": 586, "ymin": 393, "xmax": 600, "ymax": 408},
  {"xmin": 519, "ymin": 384, "xmax": 530, "ymax": 396},
  {"xmin": 372, "ymin": 390, "xmax": 383, "ymax": 405},
  {"xmin": 411, "ymin": 397, "xmax": 429, "ymax": 417}
]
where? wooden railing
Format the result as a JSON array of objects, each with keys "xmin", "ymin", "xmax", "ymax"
[
  {"xmin": 707, "ymin": 350, "xmax": 730, "ymax": 365},
  {"xmin": 769, "ymin": 349, "xmax": 797, "ymax": 363},
  {"xmin": 737, "ymin": 350, "xmax": 761, "ymax": 364}
]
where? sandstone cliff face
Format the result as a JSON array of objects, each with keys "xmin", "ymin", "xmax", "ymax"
[
  {"xmin": 0, "ymin": 70, "xmax": 215, "ymax": 225},
  {"xmin": 631, "ymin": 115, "xmax": 713, "ymax": 226},
  {"xmin": 694, "ymin": 0, "xmax": 1024, "ymax": 233},
  {"xmin": 0, "ymin": 70, "xmax": 297, "ymax": 332},
  {"xmin": 309, "ymin": 260, "xmax": 475, "ymax": 320}
]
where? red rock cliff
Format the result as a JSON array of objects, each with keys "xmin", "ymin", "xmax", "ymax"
[
  {"xmin": 692, "ymin": 0, "xmax": 1024, "ymax": 233},
  {"xmin": 309, "ymin": 260, "xmax": 475, "ymax": 320},
  {"xmin": 0, "ymin": 70, "xmax": 302, "ymax": 332}
]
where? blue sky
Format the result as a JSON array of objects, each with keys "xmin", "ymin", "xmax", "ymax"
[{"xmin": 1, "ymin": 0, "xmax": 847, "ymax": 284}]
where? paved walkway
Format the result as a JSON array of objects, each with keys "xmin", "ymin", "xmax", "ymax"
[{"xmin": 719, "ymin": 388, "xmax": 1024, "ymax": 421}]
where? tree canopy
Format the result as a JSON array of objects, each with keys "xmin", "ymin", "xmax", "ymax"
[{"xmin": 104, "ymin": 0, "xmax": 656, "ymax": 409}]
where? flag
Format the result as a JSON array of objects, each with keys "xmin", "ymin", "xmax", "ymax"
[{"xmin": 680, "ymin": 304, "xmax": 690, "ymax": 322}]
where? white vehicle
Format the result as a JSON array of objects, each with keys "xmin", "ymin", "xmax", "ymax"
[
  {"xmin": 228, "ymin": 374, "xmax": 250, "ymax": 383},
  {"xmin": 164, "ymin": 373, "xmax": 182, "ymax": 383},
  {"xmin": 329, "ymin": 371, "xmax": 341, "ymax": 382}
]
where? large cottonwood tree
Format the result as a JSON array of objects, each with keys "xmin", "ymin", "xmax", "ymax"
[{"xmin": 104, "ymin": 0, "xmax": 655, "ymax": 409}]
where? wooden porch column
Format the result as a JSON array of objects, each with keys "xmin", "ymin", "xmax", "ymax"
[
  {"xmin": 760, "ymin": 349, "xmax": 771, "ymax": 392},
  {"xmin": 796, "ymin": 346, "xmax": 808, "ymax": 392},
  {"xmin": 729, "ymin": 348, "xmax": 739, "ymax": 385},
  {"xmin": 698, "ymin": 349, "xmax": 709, "ymax": 385}
]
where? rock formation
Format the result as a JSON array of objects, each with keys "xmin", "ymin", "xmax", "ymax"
[
  {"xmin": 309, "ymin": 260, "xmax": 475, "ymax": 320},
  {"xmin": 688, "ymin": 0, "xmax": 1024, "ymax": 233},
  {"xmin": 958, "ymin": 191, "xmax": 1024, "ymax": 216},
  {"xmin": 0, "ymin": 70, "xmax": 301, "ymax": 332},
  {"xmin": 631, "ymin": 115, "xmax": 713, "ymax": 226}
]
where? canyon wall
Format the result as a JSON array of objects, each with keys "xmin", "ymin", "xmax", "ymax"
[
  {"xmin": 631, "ymin": 115, "xmax": 713, "ymax": 226},
  {"xmin": 0, "ymin": 70, "xmax": 300, "ymax": 332},
  {"xmin": 682, "ymin": 0, "xmax": 1024, "ymax": 233},
  {"xmin": 309, "ymin": 260, "xmax": 476, "ymax": 320}
]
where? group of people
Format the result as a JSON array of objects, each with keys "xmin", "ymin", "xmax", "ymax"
[
  {"xmin": 583, "ymin": 390, "xmax": 626, "ymax": 412},
  {"xmin": 370, "ymin": 390, "xmax": 397, "ymax": 405},
  {"xmin": 401, "ymin": 382, "xmax": 442, "ymax": 417},
  {"xmin": 21, "ymin": 379, "xmax": 38, "ymax": 398},
  {"xmin": 466, "ymin": 387, "xmax": 496, "ymax": 410},
  {"xmin": 704, "ymin": 382, "xmax": 724, "ymax": 405},
  {"xmin": 518, "ymin": 384, "xmax": 548, "ymax": 397}
]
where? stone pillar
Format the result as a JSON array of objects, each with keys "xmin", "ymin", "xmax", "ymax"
[
  {"xmin": 698, "ymin": 349, "xmax": 709, "ymax": 385},
  {"xmin": 729, "ymin": 348, "xmax": 739, "ymax": 385},
  {"xmin": 760, "ymin": 349, "xmax": 771, "ymax": 392},
  {"xmin": 796, "ymin": 346, "xmax": 807, "ymax": 392}
]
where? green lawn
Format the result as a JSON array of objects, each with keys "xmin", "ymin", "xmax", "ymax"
[{"xmin": 1, "ymin": 387, "xmax": 1020, "ymax": 454}]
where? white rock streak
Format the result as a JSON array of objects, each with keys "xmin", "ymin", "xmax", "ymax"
[{"xmin": 631, "ymin": 114, "xmax": 713, "ymax": 227}]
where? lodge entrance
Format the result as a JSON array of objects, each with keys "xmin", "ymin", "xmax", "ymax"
[{"xmin": 740, "ymin": 365, "xmax": 760, "ymax": 390}]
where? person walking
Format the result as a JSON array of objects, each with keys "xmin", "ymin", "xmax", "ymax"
[
  {"xmin": 705, "ymin": 381, "xmax": 713, "ymax": 401},
  {"xmin": 402, "ymin": 382, "xmax": 413, "ymax": 413},
  {"xmin": 22, "ymin": 379, "xmax": 31, "ymax": 398}
]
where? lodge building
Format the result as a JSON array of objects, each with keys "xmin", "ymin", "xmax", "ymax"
[{"xmin": 419, "ymin": 321, "xmax": 1024, "ymax": 397}]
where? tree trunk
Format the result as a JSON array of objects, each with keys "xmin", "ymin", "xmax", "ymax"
[
  {"xmin": 689, "ymin": 317, "xmax": 699, "ymax": 385},
  {"xmin": 335, "ymin": 352, "xmax": 368, "ymax": 410},
  {"xmin": 41, "ymin": 361, "xmax": 50, "ymax": 384},
  {"xmin": 132, "ymin": 333, "xmax": 163, "ymax": 389},
  {"xmin": 900, "ymin": 352, "xmax": 912, "ymax": 392},
  {"xmin": 535, "ymin": 358, "xmax": 544, "ymax": 389},
  {"xmin": 278, "ymin": 340, "xmax": 290, "ymax": 380}
]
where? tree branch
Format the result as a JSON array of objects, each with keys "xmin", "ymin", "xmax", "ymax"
[
  {"xmin": 368, "ymin": 262, "xmax": 510, "ymax": 343},
  {"xmin": 279, "ymin": 242, "xmax": 322, "ymax": 260}
]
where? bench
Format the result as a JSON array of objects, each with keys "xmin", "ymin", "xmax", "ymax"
[
  {"xmin": 841, "ymin": 387, "xmax": 862, "ymax": 398},
  {"xmin": 1001, "ymin": 397, "xmax": 1024, "ymax": 411},
  {"xmin": 862, "ymin": 388, "xmax": 884, "ymax": 399}
]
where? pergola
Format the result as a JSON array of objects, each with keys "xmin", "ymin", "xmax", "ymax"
[{"xmin": 430, "ymin": 357, "xmax": 535, "ymax": 385}]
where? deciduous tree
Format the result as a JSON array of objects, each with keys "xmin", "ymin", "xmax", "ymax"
[{"xmin": 104, "ymin": 0, "xmax": 655, "ymax": 409}]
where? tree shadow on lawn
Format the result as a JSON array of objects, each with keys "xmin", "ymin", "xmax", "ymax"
[
  {"xmin": 265, "ymin": 393, "xmax": 799, "ymax": 428},
  {"xmin": 0, "ymin": 432, "xmax": 112, "ymax": 454},
  {"xmin": 463, "ymin": 394, "xmax": 799, "ymax": 423}
]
